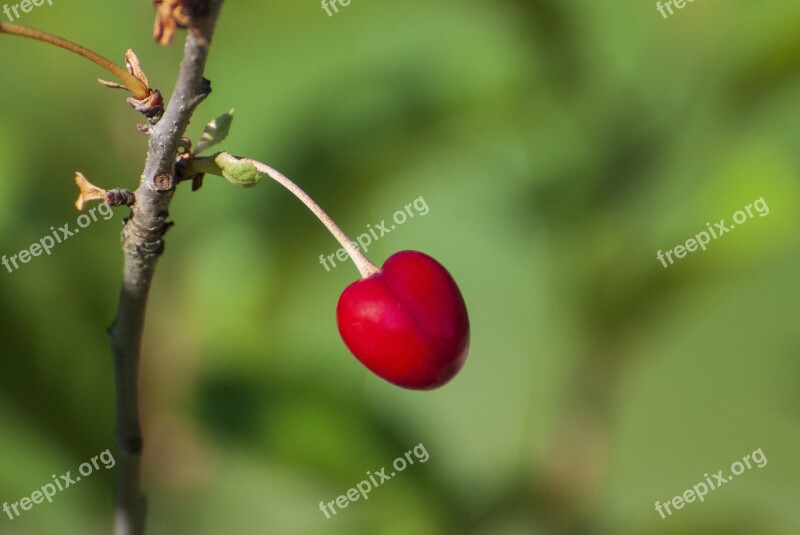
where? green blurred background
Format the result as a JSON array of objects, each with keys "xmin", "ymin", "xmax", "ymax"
[{"xmin": 1, "ymin": 1, "xmax": 799, "ymax": 533}]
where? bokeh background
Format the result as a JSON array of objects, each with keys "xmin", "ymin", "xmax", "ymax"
[{"xmin": 1, "ymin": 1, "xmax": 799, "ymax": 533}]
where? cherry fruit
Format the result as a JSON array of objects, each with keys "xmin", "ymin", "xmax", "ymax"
[
  {"xmin": 337, "ymin": 250, "xmax": 470, "ymax": 390},
  {"xmin": 240, "ymin": 160, "xmax": 470, "ymax": 390}
]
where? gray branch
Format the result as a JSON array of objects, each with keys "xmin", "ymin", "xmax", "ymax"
[{"xmin": 108, "ymin": 2, "xmax": 224, "ymax": 534}]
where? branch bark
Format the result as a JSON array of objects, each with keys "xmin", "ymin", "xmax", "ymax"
[{"xmin": 108, "ymin": 2, "xmax": 224, "ymax": 533}]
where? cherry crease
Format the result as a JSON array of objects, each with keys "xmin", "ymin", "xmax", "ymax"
[{"xmin": 336, "ymin": 250, "xmax": 470, "ymax": 390}]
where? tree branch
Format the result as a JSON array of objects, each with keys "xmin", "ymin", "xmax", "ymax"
[{"xmin": 108, "ymin": 2, "xmax": 224, "ymax": 534}]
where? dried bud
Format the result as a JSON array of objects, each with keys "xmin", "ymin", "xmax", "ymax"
[
  {"xmin": 127, "ymin": 89, "xmax": 164, "ymax": 124},
  {"xmin": 191, "ymin": 173, "xmax": 205, "ymax": 191},
  {"xmin": 124, "ymin": 49, "xmax": 150, "ymax": 88},
  {"xmin": 75, "ymin": 173, "xmax": 135, "ymax": 211},
  {"xmin": 74, "ymin": 172, "xmax": 107, "ymax": 211},
  {"xmin": 105, "ymin": 189, "xmax": 136, "ymax": 207},
  {"xmin": 154, "ymin": 0, "xmax": 191, "ymax": 46}
]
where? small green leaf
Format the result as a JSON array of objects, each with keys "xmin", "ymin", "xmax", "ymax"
[
  {"xmin": 214, "ymin": 152, "xmax": 262, "ymax": 187},
  {"xmin": 193, "ymin": 109, "xmax": 235, "ymax": 155}
]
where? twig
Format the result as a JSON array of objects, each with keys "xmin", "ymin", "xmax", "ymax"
[
  {"xmin": 107, "ymin": 2, "xmax": 224, "ymax": 534},
  {"xmin": 0, "ymin": 21, "xmax": 149, "ymax": 99}
]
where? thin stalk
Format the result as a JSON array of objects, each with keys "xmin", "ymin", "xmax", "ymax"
[
  {"xmin": 0, "ymin": 21, "xmax": 149, "ymax": 99},
  {"xmin": 241, "ymin": 158, "xmax": 381, "ymax": 278}
]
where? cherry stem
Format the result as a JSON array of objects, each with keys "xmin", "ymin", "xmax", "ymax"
[
  {"xmin": 0, "ymin": 21, "xmax": 149, "ymax": 100},
  {"xmin": 242, "ymin": 158, "xmax": 381, "ymax": 278}
]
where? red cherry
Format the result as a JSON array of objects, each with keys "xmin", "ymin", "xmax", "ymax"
[
  {"xmin": 336, "ymin": 250, "xmax": 470, "ymax": 390},
  {"xmin": 219, "ymin": 161, "xmax": 469, "ymax": 388}
]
